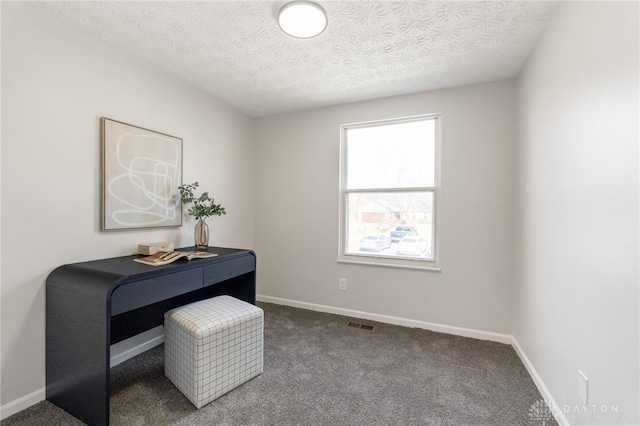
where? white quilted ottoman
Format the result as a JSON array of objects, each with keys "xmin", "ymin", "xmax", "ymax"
[{"xmin": 164, "ymin": 295, "xmax": 263, "ymax": 409}]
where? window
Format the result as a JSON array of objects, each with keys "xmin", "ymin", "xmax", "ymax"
[{"xmin": 339, "ymin": 114, "xmax": 440, "ymax": 270}]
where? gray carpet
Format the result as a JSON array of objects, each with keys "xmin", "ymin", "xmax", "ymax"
[{"xmin": 3, "ymin": 302, "xmax": 555, "ymax": 425}]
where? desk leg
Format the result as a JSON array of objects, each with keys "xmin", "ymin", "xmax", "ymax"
[{"xmin": 47, "ymin": 286, "xmax": 110, "ymax": 425}]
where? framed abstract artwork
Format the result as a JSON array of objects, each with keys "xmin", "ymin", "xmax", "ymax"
[{"xmin": 101, "ymin": 117, "xmax": 183, "ymax": 231}]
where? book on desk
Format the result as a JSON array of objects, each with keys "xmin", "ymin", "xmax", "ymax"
[{"xmin": 134, "ymin": 250, "xmax": 218, "ymax": 266}]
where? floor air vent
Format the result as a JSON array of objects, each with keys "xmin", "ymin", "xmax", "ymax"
[{"xmin": 347, "ymin": 321, "xmax": 374, "ymax": 331}]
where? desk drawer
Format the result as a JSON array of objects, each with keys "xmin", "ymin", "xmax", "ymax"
[
  {"xmin": 111, "ymin": 268, "xmax": 203, "ymax": 315},
  {"xmin": 203, "ymin": 255, "xmax": 255, "ymax": 287}
]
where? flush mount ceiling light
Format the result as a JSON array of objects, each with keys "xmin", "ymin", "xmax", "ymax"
[{"xmin": 278, "ymin": 1, "xmax": 327, "ymax": 39}]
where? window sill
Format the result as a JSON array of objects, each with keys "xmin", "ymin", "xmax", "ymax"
[{"xmin": 338, "ymin": 255, "xmax": 441, "ymax": 272}]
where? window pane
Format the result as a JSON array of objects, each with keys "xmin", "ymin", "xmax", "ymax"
[
  {"xmin": 345, "ymin": 191, "xmax": 434, "ymax": 260},
  {"xmin": 346, "ymin": 119, "xmax": 435, "ymax": 189}
]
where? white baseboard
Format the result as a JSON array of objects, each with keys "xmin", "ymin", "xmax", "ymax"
[
  {"xmin": 256, "ymin": 294, "xmax": 513, "ymax": 344},
  {"xmin": 110, "ymin": 325, "xmax": 165, "ymax": 368},
  {"xmin": 1, "ymin": 387, "xmax": 45, "ymax": 420},
  {"xmin": 510, "ymin": 337, "xmax": 570, "ymax": 426}
]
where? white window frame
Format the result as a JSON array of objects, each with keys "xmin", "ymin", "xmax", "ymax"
[{"xmin": 338, "ymin": 113, "xmax": 441, "ymax": 271}]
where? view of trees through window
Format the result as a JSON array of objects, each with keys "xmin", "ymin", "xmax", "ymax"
[{"xmin": 342, "ymin": 117, "xmax": 437, "ymax": 261}]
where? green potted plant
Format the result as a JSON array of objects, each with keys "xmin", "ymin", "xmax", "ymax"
[{"xmin": 178, "ymin": 182, "xmax": 226, "ymax": 249}]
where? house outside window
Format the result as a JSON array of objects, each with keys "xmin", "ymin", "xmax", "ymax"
[{"xmin": 339, "ymin": 114, "xmax": 440, "ymax": 270}]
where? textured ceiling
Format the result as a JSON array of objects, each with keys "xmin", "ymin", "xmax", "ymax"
[{"xmin": 36, "ymin": 1, "xmax": 559, "ymax": 117}]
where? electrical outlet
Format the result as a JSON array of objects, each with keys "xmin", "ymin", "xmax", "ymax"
[
  {"xmin": 339, "ymin": 278, "xmax": 347, "ymax": 291},
  {"xmin": 578, "ymin": 370, "xmax": 589, "ymax": 404}
]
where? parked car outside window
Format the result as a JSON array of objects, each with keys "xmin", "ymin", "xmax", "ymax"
[
  {"xmin": 389, "ymin": 225, "xmax": 418, "ymax": 243},
  {"xmin": 395, "ymin": 236, "xmax": 428, "ymax": 256},
  {"xmin": 359, "ymin": 234, "xmax": 392, "ymax": 252}
]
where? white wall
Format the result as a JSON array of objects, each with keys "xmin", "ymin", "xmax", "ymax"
[
  {"xmin": 254, "ymin": 80, "xmax": 516, "ymax": 335},
  {"xmin": 514, "ymin": 2, "xmax": 639, "ymax": 425},
  {"xmin": 1, "ymin": 2, "xmax": 254, "ymax": 407}
]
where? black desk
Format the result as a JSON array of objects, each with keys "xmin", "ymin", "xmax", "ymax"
[{"xmin": 46, "ymin": 247, "xmax": 256, "ymax": 426}]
